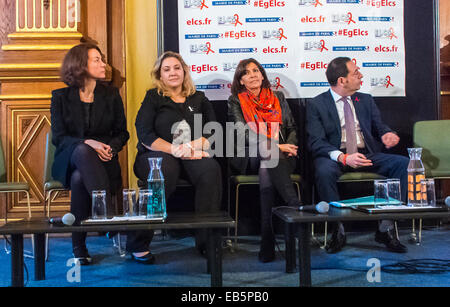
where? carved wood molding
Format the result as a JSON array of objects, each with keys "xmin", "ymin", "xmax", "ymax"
[
  {"xmin": 0, "ymin": 0, "xmax": 123, "ymax": 218},
  {"xmin": 0, "ymin": 100, "xmax": 70, "ymax": 214}
]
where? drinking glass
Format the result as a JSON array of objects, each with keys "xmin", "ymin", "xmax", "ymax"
[
  {"xmin": 123, "ymin": 189, "xmax": 137, "ymax": 216},
  {"xmin": 138, "ymin": 189, "xmax": 152, "ymax": 216},
  {"xmin": 387, "ymin": 179, "xmax": 402, "ymax": 204},
  {"xmin": 374, "ymin": 180, "xmax": 389, "ymax": 206},
  {"xmin": 421, "ymin": 179, "xmax": 436, "ymax": 207},
  {"xmin": 91, "ymin": 190, "xmax": 107, "ymax": 220}
]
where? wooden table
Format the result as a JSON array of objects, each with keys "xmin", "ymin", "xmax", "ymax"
[{"xmin": 0, "ymin": 211, "xmax": 235, "ymax": 287}]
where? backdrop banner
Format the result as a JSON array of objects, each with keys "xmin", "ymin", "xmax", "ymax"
[{"xmin": 178, "ymin": 0, "xmax": 405, "ymax": 100}]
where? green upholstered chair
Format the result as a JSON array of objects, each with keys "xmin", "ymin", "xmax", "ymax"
[
  {"xmin": 0, "ymin": 139, "xmax": 32, "ymax": 221},
  {"xmin": 227, "ymin": 174, "xmax": 302, "ymax": 247},
  {"xmin": 43, "ymin": 133, "xmax": 67, "ymax": 260},
  {"xmin": 1, "ymin": 138, "xmax": 33, "ymax": 257},
  {"xmin": 338, "ymin": 172, "xmax": 386, "ymax": 183},
  {"xmin": 412, "ymin": 120, "xmax": 450, "ymax": 243},
  {"xmin": 43, "ymin": 133, "xmax": 67, "ymax": 219},
  {"xmin": 413, "ymin": 120, "xmax": 450, "ymax": 180}
]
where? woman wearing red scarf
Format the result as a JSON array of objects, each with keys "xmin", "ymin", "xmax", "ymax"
[{"xmin": 228, "ymin": 59, "xmax": 300, "ymax": 263}]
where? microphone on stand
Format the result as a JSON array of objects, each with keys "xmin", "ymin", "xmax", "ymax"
[
  {"xmin": 298, "ymin": 201, "xmax": 330, "ymax": 214},
  {"xmin": 49, "ymin": 213, "xmax": 76, "ymax": 226}
]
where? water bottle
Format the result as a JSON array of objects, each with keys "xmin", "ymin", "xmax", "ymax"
[
  {"xmin": 147, "ymin": 157, "xmax": 167, "ymax": 220},
  {"xmin": 407, "ymin": 148, "xmax": 425, "ymax": 207}
]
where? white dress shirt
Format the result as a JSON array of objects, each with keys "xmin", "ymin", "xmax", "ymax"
[{"xmin": 328, "ymin": 89, "xmax": 365, "ymax": 162}]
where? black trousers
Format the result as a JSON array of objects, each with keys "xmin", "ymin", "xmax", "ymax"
[
  {"xmin": 247, "ymin": 151, "xmax": 299, "ymax": 252},
  {"xmin": 70, "ymin": 143, "xmax": 152, "ymax": 253},
  {"xmin": 134, "ymin": 151, "xmax": 222, "ymax": 247}
]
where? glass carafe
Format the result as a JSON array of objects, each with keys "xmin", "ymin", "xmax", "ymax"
[
  {"xmin": 147, "ymin": 157, "xmax": 167, "ymax": 220},
  {"xmin": 407, "ymin": 148, "xmax": 425, "ymax": 207}
]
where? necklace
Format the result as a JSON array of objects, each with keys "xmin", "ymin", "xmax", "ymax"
[{"xmin": 80, "ymin": 90, "xmax": 94, "ymax": 102}]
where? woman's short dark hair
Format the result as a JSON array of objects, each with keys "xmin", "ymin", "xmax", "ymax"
[
  {"xmin": 231, "ymin": 58, "xmax": 272, "ymax": 96},
  {"xmin": 326, "ymin": 57, "xmax": 352, "ymax": 86},
  {"xmin": 60, "ymin": 43, "xmax": 103, "ymax": 89}
]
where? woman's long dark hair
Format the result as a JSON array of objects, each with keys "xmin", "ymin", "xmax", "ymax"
[
  {"xmin": 60, "ymin": 43, "xmax": 103, "ymax": 89},
  {"xmin": 230, "ymin": 58, "xmax": 272, "ymax": 96}
]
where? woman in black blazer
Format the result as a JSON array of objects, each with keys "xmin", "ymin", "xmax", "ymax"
[
  {"xmin": 51, "ymin": 43, "xmax": 153, "ymax": 265},
  {"xmin": 134, "ymin": 51, "xmax": 222, "ymax": 255},
  {"xmin": 227, "ymin": 58, "xmax": 300, "ymax": 263}
]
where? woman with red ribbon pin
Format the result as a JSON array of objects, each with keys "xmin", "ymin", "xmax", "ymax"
[
  {"xmin": 228, "ymin": 58, "xmax": 300, "ymax": 263},
  {"xmin": 134, "ymin": 51, "xmax": 222, "ymax": 258}
]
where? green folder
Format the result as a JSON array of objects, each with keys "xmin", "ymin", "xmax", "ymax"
[{"xmin": 330, "ymin": 196, "xmax": 403, "ymax": 208}]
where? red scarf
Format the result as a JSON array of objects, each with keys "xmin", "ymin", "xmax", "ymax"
[{"xmin": 238, "ymin": 88, "xmax": 282, "ymax": 140}]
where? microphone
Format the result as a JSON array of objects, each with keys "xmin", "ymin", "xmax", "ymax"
[
  {"xmin": 49, "ymin": 213, "xmax": 76, "ymax": 226},
  {"xmin": 299, "ymin": 201, "xmax": 329, "ymax": 214},
  {"xmin": 436, "ymin": 196, "xmax": 450, "ymax": 207}
]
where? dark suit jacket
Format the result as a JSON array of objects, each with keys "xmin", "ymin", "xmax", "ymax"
[
  {"xmin": 50, "ymin": 83, "xmax": 130, "ymax": 189},
  {"xmin": 306, "ymin": 90, "xmax": 392, "ymax": 159},
  {"xmin": 227, "ymin": 91, "xmax": 298, "ymax": 174}
]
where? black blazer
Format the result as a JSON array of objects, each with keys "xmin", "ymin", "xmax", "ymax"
[
  {"xmin": 306, "ymin": 90, "xmax": 393, "ymax": 159},
  {"xmin": 135, "ymin": 88, "xmax": 216, "ymax": 155},
  {"xmin": 227, "ymin": 90, "xmax": 298, "ymax": 174},
  {"xmin": 50, "ymin": 83, "xmax": 130, "ymax": 189}
]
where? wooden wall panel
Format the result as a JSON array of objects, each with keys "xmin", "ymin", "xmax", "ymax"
[
  {"xmin": 0, "ymin": 0, "xmax": 128, "ymax": 220},
  {"xmin": 0, "ymin": 0, "xmax": 15, "ymax": 49},
  {"xmin": 0, "ymin": 100, "xmax": 65, "ymax": 218}
]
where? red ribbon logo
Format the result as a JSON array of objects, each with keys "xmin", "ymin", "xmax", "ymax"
[
  {"xmin": 233, "ymin": 14, "xmax": 243, "ymax": 27},
  {"xmin": 320, "ymin": 40, "xmax": 328, "ymax": 52},
  {"xmin": 347, "ymin": 12, "xmax": 356, "ymax": 25},
  {"xmin": 389, "ymin": 27, "xmax": 398, "ymax": 40},
  {"xmin": 314, "ymin": 0, "xmax": 323, "ymax": 7},
  {"xmin": 352, "ymin": 58, "xmax": 357, "ymax": 65},
  {"xmin": 275, "ymin": 77, "xmax": 284, "ymax": 90},
  {"xmin": 204, "ymin": 42, "xmax": 215, "ymax": 55},
  {"xmin": 385, "ymin": 76, "xmax": 394, "ymax": 88},
  {"xmin": 278, "ymin": 28, "xmax": 287, "ymax": 40},
  {"xmin": 200, "ymin": 0, "xmax": 209, "ymax": 9}
]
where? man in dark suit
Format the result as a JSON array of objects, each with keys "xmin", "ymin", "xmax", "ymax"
[{"xmin": 306, "ymin": 57, "xmax": 409, "ymax": 254}]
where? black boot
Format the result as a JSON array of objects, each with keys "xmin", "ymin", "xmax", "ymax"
[{"xmin": 259, "ymin": 187, "xmax": 276, "ymax": 263}]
